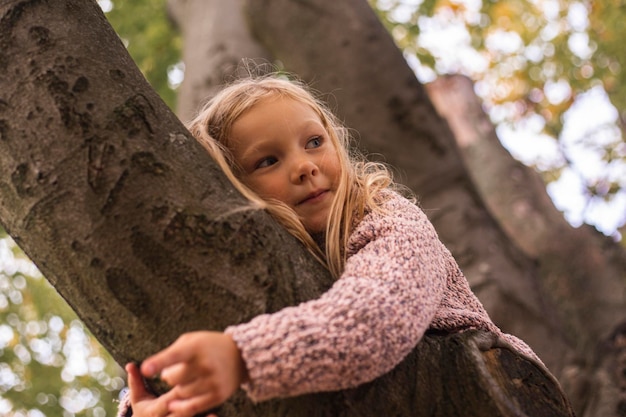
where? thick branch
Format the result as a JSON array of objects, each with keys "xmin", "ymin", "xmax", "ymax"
[
  {"xmin": 426, "ymin": 74, "xmax": 626, "ymax": 415},
  {"xmin": 0, "ymin": 0, "xmax": 332, "ymax": 365}
]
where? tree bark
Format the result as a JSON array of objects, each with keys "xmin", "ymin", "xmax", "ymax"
[
  {"xmin": 0, "ymin": 0, "xmax": 332, "ymax": 366},
  {"xmin": 426, "ymin": 75, "xmax": 626, "ymax": 416}
]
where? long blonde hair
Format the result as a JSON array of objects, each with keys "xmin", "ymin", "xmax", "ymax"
[{"xmin": 187, "ymin": 75, "xmax": 393, "ymax": 278}]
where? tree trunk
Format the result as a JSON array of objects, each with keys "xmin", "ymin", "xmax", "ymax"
[{"xmin": 426, "ymin": 75, "xmax": 626, "ymax": 416}]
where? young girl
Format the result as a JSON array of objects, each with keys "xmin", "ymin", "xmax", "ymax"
[{"xmin": 117, "ymin": 76, "xmax": 568, "ymax": 417}]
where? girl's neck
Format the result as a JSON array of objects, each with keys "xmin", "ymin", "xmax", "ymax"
[{"xmin": 311, "ymin": 232, "xmax": 326, "ymax": 250}]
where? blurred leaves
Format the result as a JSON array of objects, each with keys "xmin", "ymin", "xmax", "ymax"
[
  {"xmin": 372, "ymin": 0, "xmax": 594, "ymax": 133},
  {"xmin": 370, "ymin": 0, "xmax": 626, "ymax": 235},
  {"xmin": 0, "ymin": 229, "xmax": 124, "ymax": 416},
  {"xmin": 588, "ymin": 1, "xmax": 626, "ymax": 122}
]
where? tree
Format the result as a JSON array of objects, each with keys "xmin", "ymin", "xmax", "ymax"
[{"xmin": 0, "ymin": 1, "xmax": 622, "ymax": 416}]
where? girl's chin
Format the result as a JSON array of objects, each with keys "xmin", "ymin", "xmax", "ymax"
[{"xmin": 304, "ymin": 220, "xmax": 327, "ymax": 235}]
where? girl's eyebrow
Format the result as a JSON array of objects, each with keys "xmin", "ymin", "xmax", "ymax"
[
  {"xmin": 236, "ymin": 140, "xmax": 275, "ymax": 166},
  {"xmin": 300, "ymin": 119, "xmax": 325, "ymax": 131}
]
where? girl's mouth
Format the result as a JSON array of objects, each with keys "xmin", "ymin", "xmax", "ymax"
[{"xmin": 298, "ymin": 190, "xmax": 328, "ymax": 205}]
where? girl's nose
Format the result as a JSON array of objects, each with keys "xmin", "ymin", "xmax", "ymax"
[{"xmin": 291, "ymin": 158, "xmax": 318, "ymax": 184}]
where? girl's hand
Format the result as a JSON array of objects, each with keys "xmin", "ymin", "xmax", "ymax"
[
  {"xmin": 125, "ymin": 362, "xmax": 174, "ymax": 417},
  {"xmin": 140, "ymin": 331, "xmax": 248, "ymax": 417}
]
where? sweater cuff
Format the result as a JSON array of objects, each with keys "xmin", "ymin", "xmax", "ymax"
[
  {"xmin": 225, "ymin": 322, "xmax": 274, "ymax": 402},
  {"xmin": 116, "ymin": 388, "xmax": 133, "ymax": 417}
]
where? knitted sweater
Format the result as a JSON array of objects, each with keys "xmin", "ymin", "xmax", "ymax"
[
  {"xmin": 117, "ymin": 191, "xmax": 539, "ymax": 414},
  {"xmin": 224, "ymin": 191, "xmax": 539, "ymax": 401}
]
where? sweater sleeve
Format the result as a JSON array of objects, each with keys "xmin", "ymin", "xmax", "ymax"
[
  {"xmin": 225, "ymin": 194, "xmax": 449, "ymax": 402},
  {"xmin": 116, "ymin": 389, "xmax": 132, "ymax": 417}
]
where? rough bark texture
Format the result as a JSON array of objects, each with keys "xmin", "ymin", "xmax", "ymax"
[
  {"xmin": 426, "ymin": 75, "xmax": 626, "ymax": 416},
  {"xmin": 0, "ymin": 0, "xmax": 333, "ymax": 366}
]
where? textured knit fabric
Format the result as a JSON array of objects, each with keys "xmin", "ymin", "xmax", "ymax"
[
  {"xmin": 116, "ymin": 389, "xmax": 131, "ymax": 417},
  {"xmin": 116, "ymin": 190, "xmax": 540, "ymax": 415},
  {"xmin": 225, "ymin": 190, "xmax": 539, "ymax": 402}
]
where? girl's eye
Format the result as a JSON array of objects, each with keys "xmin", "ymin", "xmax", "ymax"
[
  {"xmin": 256, "ymin": 156, "xmax": 277, "ymax": 169},
  {"xmin": 305, "ymin": 136, "xmax": 322, "ymax": 149}
]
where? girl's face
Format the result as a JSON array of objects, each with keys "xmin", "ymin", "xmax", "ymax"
[{"xmin": 230, "ymin": 96, "xmax": 341, "ymax": 234}]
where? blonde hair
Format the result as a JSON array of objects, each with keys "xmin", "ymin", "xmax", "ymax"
[{"xmin": 187, "ymin": 75, "xmax": 393, "ymax": 278}]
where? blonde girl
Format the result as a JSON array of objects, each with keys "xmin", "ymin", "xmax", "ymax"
[{"xmin": 117, "ymin": 75, "xmax": 565, "ymax": 417}]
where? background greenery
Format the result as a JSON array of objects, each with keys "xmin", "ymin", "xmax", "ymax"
[
  {"xmin": 1, "ymin": 0, "xmax": 624, "ymax": 415},
  {"xmin": 0, "ymin": 228, "xmax": 126, "ymax": 417}
]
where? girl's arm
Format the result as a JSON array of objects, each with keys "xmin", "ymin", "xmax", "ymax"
[{"xmin": 226, "ymin": 193, "xmax": 449, "ymax": 401}]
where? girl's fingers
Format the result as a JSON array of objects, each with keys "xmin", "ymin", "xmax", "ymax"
[
  {"xmin": 168, "ymin": 392, "xmax": 220, "ymax": 417},
  {"xmin": 141, "ymin": 333, "xmax": 204, "ymax": 377},
  {"xmin": 141, "ymin": 344, "xmax": 190, "ymax": 378},
  {"xmin": 126, "ymin": 363, "xmax": 173, "ymax": 417},
  {"xmin": 160, "ymin": 362, "xmax": 195, "ymax": 387},
  {"xmin": 126, "ymin": 363, "xmax": 153, "ymax": 402},
  {"xmin": 171, "ymin": 377, "xmax": 218, "ymax": 400}
]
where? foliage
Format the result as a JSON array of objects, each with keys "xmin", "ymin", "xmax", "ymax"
[
  {"xmin": 0, "ymin": 229, "xmax": 125, "ymax": 416},
  {"xmin": 371, "ymin": 0, "xmax": 626, "ymax": 235}
]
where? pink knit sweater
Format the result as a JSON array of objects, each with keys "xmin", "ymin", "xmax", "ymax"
[
  {"xmin": 225, "ymin": 191, "xmax": 539, "ymax": 401},
  {"xmin": 117, "ymin": 191, "xmax": 539, "ymax": 414}
]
